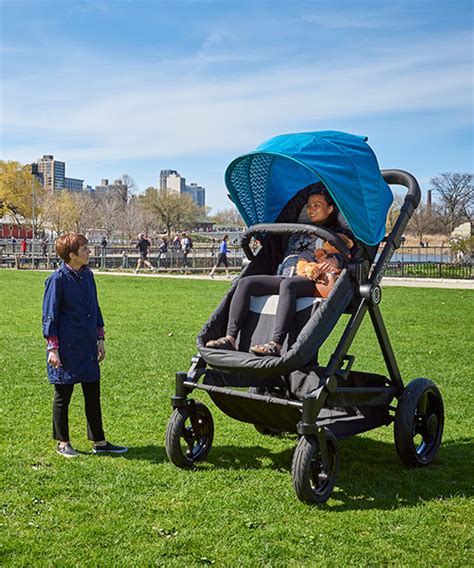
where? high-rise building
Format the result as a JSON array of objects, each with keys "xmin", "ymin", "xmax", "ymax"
[
  {"xmin": 160, "ymin": 169, "xmax": 206, "ymax": 207},
  {"xmin": 183, "ymin": 183, "xmax": 206, "ymax": 208},
  {"xmin": 159, "ymin": 169, "xmax": 185, "ymax": 192},
  {"xmin": 36, "ymin": 155, "xmax": 65, "ymax": 191},
  {"xmin": 35, "ymin": 155, "xmax": 84, "ymax": 192},
  {"xmin": 64, "ymin": 177, "xmax": 84, "ymax": 192}
]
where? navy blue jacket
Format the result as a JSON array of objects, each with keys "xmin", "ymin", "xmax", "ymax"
[{"xmin": 42, "ymin": 265, "xmax": 104, "ymax": 384}]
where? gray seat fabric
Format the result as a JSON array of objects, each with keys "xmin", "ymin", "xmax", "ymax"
[
  {"xmin": 236, "ymin": 295, "xmax": 324, "ymax": 357},
  {"xmin": 198, "ymin": 269, "xmax": 354, "ymax": 378}
]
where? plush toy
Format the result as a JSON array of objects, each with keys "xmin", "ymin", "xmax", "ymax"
[{"xmin": 296, "ymin": 234, "xmax": 353, "ymax": 298}]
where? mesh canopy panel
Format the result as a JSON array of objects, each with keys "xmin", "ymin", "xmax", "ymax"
[{"xmin": 225, "ymin": 131, "xmax": 393, "ymax": 245}]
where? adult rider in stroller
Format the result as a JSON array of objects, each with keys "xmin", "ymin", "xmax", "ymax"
[{"xmin": 205, "ymin": 187, "xmax": 356, "ymax": 357}]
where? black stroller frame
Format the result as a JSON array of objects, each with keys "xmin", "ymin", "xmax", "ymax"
[{"xmin": 165, "ymin": 170, "xmax": 445, "ymax": 504}]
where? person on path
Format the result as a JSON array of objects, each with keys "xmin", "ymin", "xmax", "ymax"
[
  {"xmin": 209, "ymin": 235, "xmax": 230, "ymax": 278},
  {"xmin": 135, "ymin": 233, "xmax": 154, "ymax": 273}
]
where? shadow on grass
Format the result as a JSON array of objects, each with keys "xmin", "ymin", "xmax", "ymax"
[
  {"xmin": 206, "ymin": 435, "xmax": 473, "ymax": 510},
  {"xmin": 121, "ymin": 445, "xmax": 168, "ymax": 464}
]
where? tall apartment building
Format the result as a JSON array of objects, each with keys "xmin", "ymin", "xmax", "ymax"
[
  {"xmin": 159, "ymin": 169, "xmax": 205, "ymax": 207},
  {"xmin": 183, "ymin": 183, "xmax": 206, "ymax": 208},
  {"xmin": 35, "ymin": 155, "xmax": 84, "ymax": 192},
  {"xmin": 36, "ymin": 155, "xmax": 65, "ymax": 191},
  {"xmin": 64, "ymin": 177, "xmax": 85, "ymax": 192},
  {"xmin": 159, "ymin": 169, "xmax": 185, "ymax": 193}
]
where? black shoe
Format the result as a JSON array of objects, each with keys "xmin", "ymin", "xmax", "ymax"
[{"xmin": 92, "ymin": 442, "xmax": 128, "ymax": 454}]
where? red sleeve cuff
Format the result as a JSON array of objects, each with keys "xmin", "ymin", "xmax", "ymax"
[{"xmin": 46, "ymin": 336, "xmax": 59, "ymax": 350}]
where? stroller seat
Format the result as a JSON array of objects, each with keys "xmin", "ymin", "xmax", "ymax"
[
  {"xmin": 236, "ymin": 295, "xmax": 324, "ymax": 355},
  {"xmin": 198, "ymin": 268, "xmax": 354, "ymax": 378}
]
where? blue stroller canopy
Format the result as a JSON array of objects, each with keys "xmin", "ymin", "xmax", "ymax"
[{"xmin": 225, "ymin": 131, "xmax": 393, "ymax": 245}]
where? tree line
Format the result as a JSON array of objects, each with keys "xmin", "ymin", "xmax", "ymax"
[
  {"xmin": 0, "ymin": 161, "xmax": 245, "ymax": 240},
  {"xmin": 1, "ymin": 161, "xmax": 471, "ymax": 244}
]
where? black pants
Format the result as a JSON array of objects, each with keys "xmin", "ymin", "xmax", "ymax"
[
  {"xmin": 52, "ymin": 381, "xmax": 105, "ymax": 442},
  {"xmin": 226, "ymin": 275, "xmax": 315, "ymax": 344}
]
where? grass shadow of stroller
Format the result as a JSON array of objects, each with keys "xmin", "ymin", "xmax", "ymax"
[{"xmin": 165, "ymin": 131, "xmax": 445, "ymax": 505}]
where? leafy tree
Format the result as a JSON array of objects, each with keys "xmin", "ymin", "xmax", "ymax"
[
  {"xmin": 41, "ymin": 191, "xmax": 79, "ymax": 235},
  {"xmin": 210, "ymin": 206, "xmax": 245, "ymax": 227},
  {"xmin": 430, "ymin": 173, "xmax": 473, "ymax": 235},
  {"xmin": 142, "ymin": 189, "xmax": 200, "ymax": 235},
  {"xmin": 0, "ymin": 160, "xmax": 44, "ymax": 224}
]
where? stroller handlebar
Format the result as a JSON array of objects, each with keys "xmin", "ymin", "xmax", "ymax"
[
  {"xmin": 241, "ymin": 223, "xmax": 351, "ymax": 261},
  {"xmin": 381, "ymin": 169, "xmax": 421, "ymax": 209}
]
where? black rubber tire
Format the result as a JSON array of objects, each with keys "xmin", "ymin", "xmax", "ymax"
[
  {"xmin": 394, "ymin": 378, "xmax": 444, "ymax": 467},
  {"xmin": 165, "ymin": 403, "xmax": 214, "ymax": 468},
  {"xmin": 291, "ymin": 430, "xmax": 339, "ymax": 504}
]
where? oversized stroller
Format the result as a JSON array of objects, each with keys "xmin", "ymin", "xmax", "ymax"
[{"xmin": 165, "ymin": 131, "xmax": 444, "ymax": 504}]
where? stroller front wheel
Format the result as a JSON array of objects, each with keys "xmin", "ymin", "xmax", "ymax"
[
  {"xmin": 291, "ymin": 429, "xmax": 339, "ymax": 504},
  {"xmin": 165, "ymin": 402, "xmax": 214, "ymax": 468}
]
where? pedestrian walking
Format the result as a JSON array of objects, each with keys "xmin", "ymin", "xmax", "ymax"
[{"xmin": 209, "ymin": 235, "xmax": 230, "ymax": 278}]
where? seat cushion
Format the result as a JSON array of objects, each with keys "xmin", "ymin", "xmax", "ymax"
[{"xmin": 237, "ymin": 295, "xmax": 323, "ymax": 354}]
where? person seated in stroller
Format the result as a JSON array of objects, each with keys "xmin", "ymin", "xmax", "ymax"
[{"xmin": 206, "ymin": 187, "xmax": 355, "ymax": 357}]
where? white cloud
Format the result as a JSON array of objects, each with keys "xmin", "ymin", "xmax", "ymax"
[{"xmin": 2, "ymin": 31, "xmax": 472, "ymax": 167}]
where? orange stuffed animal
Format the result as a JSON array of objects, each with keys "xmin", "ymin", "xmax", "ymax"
[{"xmin": 296, "ymin": 235, "xmax": 353, "ymax": 298}]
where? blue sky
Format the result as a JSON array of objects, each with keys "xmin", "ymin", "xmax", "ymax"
[{"xmin": 1, "ymin": 0, "xmax": 473, "ymax": 212}]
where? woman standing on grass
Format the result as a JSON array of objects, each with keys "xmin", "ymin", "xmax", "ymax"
[{"xmin": 42, "ymin": 233, "xmax": 127, "ymax": 458}]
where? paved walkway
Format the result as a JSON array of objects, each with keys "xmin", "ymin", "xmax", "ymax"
[{"xmin": 89, "ymin": 270, "xmax": 474, "ymax": 289}]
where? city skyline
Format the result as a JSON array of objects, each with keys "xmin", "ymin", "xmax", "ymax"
[{"xmin": 1, "ymin": 0, "xmax": 473, "ymax": 212}]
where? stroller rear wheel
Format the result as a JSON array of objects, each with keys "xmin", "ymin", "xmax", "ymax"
[
  {"xmin": 394, "ymin": 378, "xmax": 444, "ymax": 467},
  {"xmin": 291, "ymin": 429, "xmax": 339, "ymax": 504},
  {"xmin": 165, "ymin": 402, "xmax": 214, "ymax": 468}
]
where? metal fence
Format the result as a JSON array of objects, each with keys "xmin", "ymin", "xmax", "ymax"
[
  {"xmin": 384, "ymin": 262, "xmax": 472, "ymax": 279},
  {"xmin": 1, "ymin": 243, "xmax": 472, "ymax": 279}
]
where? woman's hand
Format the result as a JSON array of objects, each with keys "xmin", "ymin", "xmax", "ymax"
[
  {"xmin": 97, "ymin": 339, "xmax": 106, "ymax": 362},
  {"xmin": 317, "ymin": 259, "xmax": 340, "ymax": 273},
  {"xmin": 47, "ymin": 349, "xmax": 62, "ymax": 369}
]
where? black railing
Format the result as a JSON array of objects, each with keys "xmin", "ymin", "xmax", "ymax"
[
  {"xmin": 0, "ymin": 245, "xmax": 472, "ymax": 279},
  {"xmin": 384, "ymin": 261, "xmax": 472, "ymax": 279}
]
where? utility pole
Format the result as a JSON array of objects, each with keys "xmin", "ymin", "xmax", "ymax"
[{"xmin": 31, "ymin": 163, "xmax": 38, "ymax": 269}]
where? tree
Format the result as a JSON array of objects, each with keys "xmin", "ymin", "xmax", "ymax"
[
  {"xmin": 210, "ymin": 206, "xmax": 245, "ymax": 227},
  {"xmin": 41, "ymin": 191, "xmax": 79, "ymax": 235},
  {"xmin": 407, "ymin": 203, "xmax": 436, "ymax": 244},
  {"xmin": 386, "ymin": 193, "xmax": 404, "ymax": 234},
  {"xmin": 115, "ymin": 174, "xmax": 137, "ymax": 204},
  {"xmin": 430, "ymin": 173, "xmax": 473, "ymax": 235},
  {"xmin": 142, "ymin": 189, "xmax": 200, "ymax": 235},
  {"xmin": 0, "ymin": 160, "xmax": 45, "ymax": 224}
]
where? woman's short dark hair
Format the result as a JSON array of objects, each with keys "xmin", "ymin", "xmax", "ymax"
[{"xmin": 56, "ymin": 233, "xmax": 88, "ymax": 263}]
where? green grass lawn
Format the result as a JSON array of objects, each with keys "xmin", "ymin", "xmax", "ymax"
[{"xmin": 0, "ymin": 271, "xmax": 472, "ymax": 567}]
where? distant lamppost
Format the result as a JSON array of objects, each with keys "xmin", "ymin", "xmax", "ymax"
[{"xmin": 21, "ymin": 162, "xmax": 37, "ymax": 268}]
